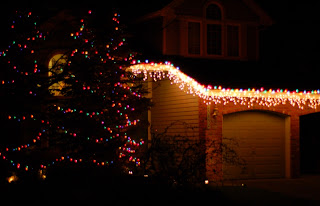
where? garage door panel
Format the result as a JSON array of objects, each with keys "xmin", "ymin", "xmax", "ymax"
[
  {"xmin": 224, "ymin": 164, "xmax": 251, "ymax": 173},
  {"xmin": 255, "ymin": 164, "xmax": 283, "ymax": 176},
  {"xmin": 250, "ymin": 141, "xmax": 282, "ymax": 147},
  {"xmin": 255, "ymin": 156, "xmax": 282, "ymax": 164},
  {"xmin": 222, "ymin": 111, "xmax": 285, "ymax": 180},
  {"xmin": 236, "ymin": 148, "xmax": 253, "ymax": 156},
  {"xmin": 256, "ymin": 147, "xmax": 282, "ymax": 154}
]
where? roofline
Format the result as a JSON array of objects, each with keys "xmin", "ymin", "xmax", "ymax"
[
  {"xmin": 242, "ymin": 0, "xmax": 274, "ymax": 26},
  {"xmin": 135, "ymin": 0, "xmax": 184, "ymax": 22},
  {"xmin": 136, "ymin": 0, "xmax": 274, "ymax": 26},
  {"xmin": 128, "ymin": 62, "xmax": 320, "ymax": 110}
]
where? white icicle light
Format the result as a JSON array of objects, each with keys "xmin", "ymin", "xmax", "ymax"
[{"xmin": 128, "ymin": 62, "xmax": 320, "ymax": 110}]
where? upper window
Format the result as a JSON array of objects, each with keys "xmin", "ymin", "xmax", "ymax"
[
  {"xmin": 186, "ymin": 3, "xmax": 240, "ymax": 58},
  {"xmin": 188, "ymin": 22, "xmax": 201, "ymax": 55},
  {"xmin": 206, "ymin": 4, "xmax": 222, "ymax": 20},
  {"xmin": 227, "ymin": 25, "xmax": 240, "ymax": 57},
  {"xmin": 207, "ymin": 24, "xmax": 222, "ymax": 55},
  {"xmin": 206, "ymin": 3, "xmax": 223, "ymax": 56},
  {"xmin": 48, "ymin": 53, "xmax": 68, "ymax": 96}
]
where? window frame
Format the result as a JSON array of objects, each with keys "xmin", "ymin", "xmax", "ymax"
[
  {"xmin": 184, "ymin": 2, "xmax": 242, "ymax": 59},
  {"xmin": 48, "ymin": 53, "xmax": 68, "ymax": 96},
  {"xmin": 206, "ymin": 3, "xmax": 222, "ymax": 20},
  {"xmin": 187, "ymin": 20, "xmax": 203, "ymax": 56},
  {"xmin": 226, "ymin": 24, "xmax": 241, "ymax": 58},
  {"xmin": 205, "ymin": 21, "xmax": 224, "ymax": 56},
  {"xmin": 204, "ymin": 2, "xmax": 224, "ymax": 57}
]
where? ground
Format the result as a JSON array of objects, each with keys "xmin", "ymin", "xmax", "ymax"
[{"xmin": 1, "ymin": 171, "xmax": 320, "ymax": 205}]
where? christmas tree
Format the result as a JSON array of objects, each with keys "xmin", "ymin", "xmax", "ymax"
[{"xmin": 0, "ymin": 9, "xmax": 150, "ymax": 180}]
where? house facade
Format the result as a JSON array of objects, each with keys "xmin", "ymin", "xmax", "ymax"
[
  {"xmin": 3, "ymin": 3, "xmax": 319, "ymax": 181},
  {"xmin": 130, "ymin": 62, "xmax": 320, "ymax": 181},
  {"xmin": 133, "ymin": 0, "xmax": 320, "ymax": 181},
  {"xmin": 135, "ymin": 0, "xmax": 272, "ymax": 61}
]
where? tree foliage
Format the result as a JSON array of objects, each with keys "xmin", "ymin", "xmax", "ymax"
[{"xmin": 0, "ymin": 9, "xmax": 151, "ymax": 177}]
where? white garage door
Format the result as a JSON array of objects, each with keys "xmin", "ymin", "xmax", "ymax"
[{"xmin": 222, "ymin": 111, "xmax": 285, "ymax": 180}]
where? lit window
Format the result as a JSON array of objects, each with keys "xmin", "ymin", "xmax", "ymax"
[{"xmin": 48, "ymin": 54, "xmax": 67, "ymax": 96}]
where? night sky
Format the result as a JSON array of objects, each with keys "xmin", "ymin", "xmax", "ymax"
[{"xmin": 0, "ymin": 0, "xmax": 319, "ymax": 90}]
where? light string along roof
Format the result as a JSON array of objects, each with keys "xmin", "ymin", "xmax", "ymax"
[{"xmin": 129, "ymin": 61, "xmax": 320, "ymax": 110}]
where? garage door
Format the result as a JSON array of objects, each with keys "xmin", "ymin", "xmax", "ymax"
[{"xmin": 222, "ymin": 111, "xmax": 285, "ymax": 180}]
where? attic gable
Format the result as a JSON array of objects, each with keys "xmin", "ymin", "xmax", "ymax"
[
  {"xmin": 40, "ymin": 10, "xmax": 78, "ymax": 36},
  {"xmin": 138, "ymin": 0, "xmax": 273, "ymax": 26}
]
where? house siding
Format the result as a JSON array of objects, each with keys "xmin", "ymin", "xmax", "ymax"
[
  {"xmin": 151, "ymin": 79, "xmax": 199, "ymax": 140},
  {"xmin": 247, "ymin": 25, "xmax": 258, "ymax": 60},
  {"xmin": 164, "ymin": 19, "xmax": 181, "ymax": 55}
]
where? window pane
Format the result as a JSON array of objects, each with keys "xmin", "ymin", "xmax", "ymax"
[
  {"xmin": 207, "ymin": 24, "xmax": 222, "ymax": 55},
  {"xmin": 206, "ymin": 4, "xmax": 222, "ymax": 20},
  {"xmin": 188, "ymin": 22, "xmax": 200, "ymax": 55},
  {"xmin": 227, "ymin": 25, "xmax": 239, "ymax": 57},
  {"xmin": 48, "ymin": 54, "xmax": 68, "ymax": 96}
]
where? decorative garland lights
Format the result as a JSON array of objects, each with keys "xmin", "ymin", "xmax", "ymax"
[
  {"xmin": 129, "ymin": 62, "xmax": 320, "ymax": 110},
  {"xmin": 0, "ymin": 10, "xmax": 146, "ymax": 180},
  {"xmin": 2, "ymin": 8, "xmax": 319, "ymax": 183}
]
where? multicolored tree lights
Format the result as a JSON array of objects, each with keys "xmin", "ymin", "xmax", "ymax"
[
  {"xmin": 1, "ymin": 8, "xmax": 320, "ymax": 182},
  {"xmin": 0, "ymin": 9, "xmax": 150, "ymax": 177}
]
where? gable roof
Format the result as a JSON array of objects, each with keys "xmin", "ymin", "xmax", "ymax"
[
  {"xmin": 137, "ymin": 0, "xmax": 273, "ymax": 26},
  {"xmin": 241, "ymin": 0, "xmax": 274, "ymax": 25},
  {"xmin": 39, "ymin": 10, "xmax": 78, "ymax": 34}
]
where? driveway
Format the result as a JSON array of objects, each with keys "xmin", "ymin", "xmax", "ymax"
[{"xmin": 216, "ymin": 175, "xmax": 320, "ymax": 206}]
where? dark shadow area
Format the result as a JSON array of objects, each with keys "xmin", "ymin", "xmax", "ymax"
[
  {"xmin": 1, "ymin": 172, "xmax": 320, "ymax": 206},
  {"xmin": 300, "ymin": 113, "xmax": 320, "ymax": 174}
]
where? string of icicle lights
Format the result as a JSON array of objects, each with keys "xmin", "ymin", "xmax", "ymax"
[{"xmin": 129, "ymin": 61, "xmax": 320, "ymax": 110}]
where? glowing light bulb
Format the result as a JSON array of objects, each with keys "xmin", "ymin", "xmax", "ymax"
[{"xmin": 7, "ymin": 175, "xmax": 18, "ymax": 183}]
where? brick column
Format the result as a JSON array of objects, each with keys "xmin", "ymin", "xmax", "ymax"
[
  {"xmin": 290, "ymin": 114, "xmax": 300, "ymax": 178},
  {"xmin": 205, "ymin": 105, "xmax": 223, "ymax": 182}
]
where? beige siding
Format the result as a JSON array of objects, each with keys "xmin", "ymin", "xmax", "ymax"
[
  {"xmin": 247, "ymin": 25, "xmax": 258, "ymax": 61},
  {"xmin": 164, "ymin": 19, "xmax": 181, "ymax": 56},
  {"xmin": 151, "ymin": 79, "xmax": 199, "ymax": 140}
]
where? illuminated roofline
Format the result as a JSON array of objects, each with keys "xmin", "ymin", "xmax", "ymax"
[{"xmin": 128, "ymin": 62, "xmax": 320, "ymax": 109}]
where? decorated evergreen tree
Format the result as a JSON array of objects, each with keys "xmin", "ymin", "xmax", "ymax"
[{"xmin": 0, "ymin": 9, "xmax": 150, "ymax": 180}]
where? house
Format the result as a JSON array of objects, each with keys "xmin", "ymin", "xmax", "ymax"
[
  {"xmin": 1, "ymin": 3, "xmax": 319, "ymax": 181},
  {"xmin": 131, "ymin": 0, "xmax": 320, "ymax": 181}
]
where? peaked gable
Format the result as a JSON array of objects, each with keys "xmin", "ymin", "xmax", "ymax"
[
  {"xmin": 138, "ymin": 0, "xmax": 273, "ymax": 26},
  {"xmin": 40, "ymin": 10, "xmax": 78, "ymax": 36}
]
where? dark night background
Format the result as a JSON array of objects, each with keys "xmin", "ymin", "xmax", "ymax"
[
  {"xmin": 0, "ymin": 0, "xmax": 320, "ymax": 90},
  {"xmin": 1, "ymin": 2, "xmax": 320, "ymax": 204}
]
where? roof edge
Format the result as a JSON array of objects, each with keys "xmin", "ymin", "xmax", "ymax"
[
  {"xmin": 242, "ymin": 0, "xmax": 274, "ymax": 26},
  {"xmin": 136, "ymin": 0, "xmax": 274, "ymax": 26},
  {"xmin": 135, "ymin": 0, "xmax": 184, "ymax": 23}
]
